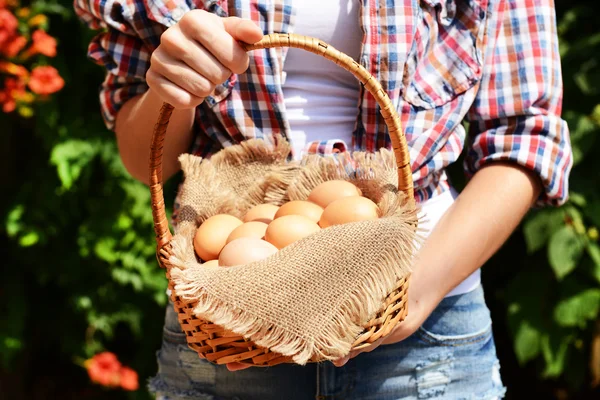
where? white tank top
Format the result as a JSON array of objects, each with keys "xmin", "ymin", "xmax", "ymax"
[
  {"xmin": 282, "ymin": 0, "xmax": 361, "ymax": 159},
  {"xmin": 282, "ymin": 0, "xmax": 480, "ymax": 298}
]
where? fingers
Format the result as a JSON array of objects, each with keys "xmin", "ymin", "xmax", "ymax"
[
  {"xmin": 147, "ymin": 10, "xmax": 262, "ymax": 109},
  {"xmin": 226, "ymin": 362, "xmax": 253, "ymax": 372},
  {"xmin": 178, "ymin": 12, "xmax": 255, "ymax": 75},
  {"xmin": 158, "ymin": 27, "xmax": 231, "ymax": 85},
  {"xmin": 222, "ymin": 17, "xmax": 264, "ymax": 45},
  {"xmin": 146, "ymin": 68, "xmax": 204, "ymax": 109},
  {"xmin": 150, "ymin": 51, "xmax": 215, "ymax": 99},
  {"xmin": 332, "ymin": 355, "xmax": 350, "ymax": 367},
  {"xmin": 332, "ymin": 338, "xmax": 387, "ymax": 368}
]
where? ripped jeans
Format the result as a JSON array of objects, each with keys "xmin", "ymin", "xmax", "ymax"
[{"xmin": 149, "ymin": 284, "xmax": 506, "ymax": 400}]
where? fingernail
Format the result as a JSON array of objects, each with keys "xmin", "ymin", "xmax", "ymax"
[{"xmin": 333, "ymin": 358, "xmax": 347, "ymax": 367}]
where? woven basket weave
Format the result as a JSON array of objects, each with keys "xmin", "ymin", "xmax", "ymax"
[{"xmin": 150, "ymin": 33, "xmax": 415, "ymax": 366}]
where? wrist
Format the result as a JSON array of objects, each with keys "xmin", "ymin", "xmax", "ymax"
[
  {"xmin": 116, "ymin": 87, "xmax": 196, "ymax": 184},
  {"xmin": 408, "ymin": 252, "xmax": 454, "ymax": 313}
]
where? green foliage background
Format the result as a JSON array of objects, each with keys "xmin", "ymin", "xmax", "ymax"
[{"xmin": 1, "ymin": 0, "xmax": 599, "ymax": 398}]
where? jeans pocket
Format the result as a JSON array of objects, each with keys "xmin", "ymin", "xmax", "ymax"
[
  {"xmin": 162, "ymin": 303, "xmax": 189, "ymax": 345},
  {"xmin": 402, "ymin": 0, "xmax": 489, "ymax": 109},
  {"xmin": 416, "ymin": 322, "xmax": 492, "ymax": 347},
  {"xmin": 163, "ymin": 326, "xmax": 189, "ymax": 345},
  {"xmin": 415, "ymin": 285, "xmax": 494, "ymax": 347}
]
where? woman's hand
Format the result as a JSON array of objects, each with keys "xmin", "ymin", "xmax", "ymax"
[
  {"xmin": 147, "ymin": 10, "xmax": 263, "ymax": 109},
  {"xmin": 115, "ymin": 11, "xmax": 262, "ymax": 184},
  {"xmin": 333, "ymin": 162, "xmax": 542, "ymax": 366},
  {"xmin": 224, "ymin": 280, "xmax": 435, "ymax": 371},
  {"xmin": 331, "ymin": 272, "xmax": 434, "ymax": 367},
  {"xmin": 226, "ymin": 162, "xmax": 541, "ymax": 371}
]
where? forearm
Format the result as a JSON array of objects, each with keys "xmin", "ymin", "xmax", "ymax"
[
  {"xmin": 411, "ymin": 162, "xmax": 542, "ymax": 308},
  {"xmin": 115, "ymin": 87, "xmax": 195, "ymax": 185}
]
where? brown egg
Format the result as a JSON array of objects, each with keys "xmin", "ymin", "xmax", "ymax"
[
  {"xmin": 226, "ymin": 221, "xmax": 269, "ymax": 243},
  {"xmin": 274, "ymin": 201, "xmax": 324, "ymax": 223},
  {"xmin": 218, "ymin": 238, "xmax": 278, "ymax": 267},
  {"xmin": 202, "ymin": 259, "xmax": 220, "ymax": 267},
  {"xmin": 308, "ymin": 180, "xmax": 362, "ymax": 208},
  {"xmin": 319, "ymin": 196, "xmax": 380, "ymax": 228},
  {"xmin": 265, "ymin": 215, "xmax": 321, "ymax": 249},
  {"xmin": 193, "ymin": 214, "xmax": 243, "ymax": 261},
  {"xmin": 243, "ymin": 204, "xmax": 280, "ymax": 223}
]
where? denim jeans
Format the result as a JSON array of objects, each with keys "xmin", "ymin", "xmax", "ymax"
[{"xmin": 149, "ymin": 284, "xmax": 506, "ymax": 399}]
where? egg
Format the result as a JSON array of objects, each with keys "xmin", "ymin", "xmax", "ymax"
[
  {"xmin": 218, "ymin": 238, "xmax": 278, "ymax": 267},
  {"xmin": 202, "ymin": 259, "xmax": 220, "ymax": 267},
  {"xmin": 265, "ymin": 215, "xmax": 321, "ymax": 249},
  {"xmin": 226, "ymin": 221, "xmax": 269, "ymax": 243},
  {"xmin": 274, "ymin": 200, "xmax": 324, "ymax": 223},
  {"xmin": 308, "ymin": 180, "xmax": 362, "ymax": 208},
  {"xmin": 243, "ymin": 204, "xmax": 280, "ymax": 223},
  {"xmin": 319, "ymin": 196, "xmax": 380, "ymax": 228},
  {"xmin": 193, "ymin": 214, "xmax": 243, "ymax": 261}
]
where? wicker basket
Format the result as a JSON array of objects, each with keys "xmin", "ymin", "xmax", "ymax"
[{"xmin": 149, "ymin": 33, "xmax": 415, "ymax": 366}]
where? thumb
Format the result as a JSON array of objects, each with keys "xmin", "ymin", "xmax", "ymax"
[
  {"xmin": 332, "ymin": 355, "xmax": 350, "ymax": 367},
  {"xmin": 226, "ymin": 362, "xmax": 253, "ymax": 372},
  {"xmin": 222, "ymin": 17, "xmax": 263, "ymax": 45}
]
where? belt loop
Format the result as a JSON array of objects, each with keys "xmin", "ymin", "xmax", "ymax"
[{"xmin": 315, "ymin": 362, "xmax": 325, "ymax": 400}]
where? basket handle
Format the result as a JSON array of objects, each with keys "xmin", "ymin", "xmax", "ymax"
[{"xmin": 150, "ymin": 33, "xmax": 414, "ymax": 265}]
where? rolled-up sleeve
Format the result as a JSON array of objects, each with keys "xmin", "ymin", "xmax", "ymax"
[
  {"xmin": 74, "ymin": 0, "xmax": 188, "ymax": 130},
  {"xmin": 465, "ymin": 0, "xmax": 573, "ymax": 207}
]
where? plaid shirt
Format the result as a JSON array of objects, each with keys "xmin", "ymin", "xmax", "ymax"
[{"xmin": 75, "ymin": 0, "xmax": 572, "ymax": 206}]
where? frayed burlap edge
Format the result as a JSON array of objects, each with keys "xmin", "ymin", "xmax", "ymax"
[
  {"xmin": 169, "ymin": 212, "xmax": 418, "ymax": 364},
  {"xmin": 169, "ymin": 138, "xmax": 420, "ymax": 364}
]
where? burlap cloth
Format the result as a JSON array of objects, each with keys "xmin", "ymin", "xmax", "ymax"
[{"xmin": 169, "ymin": 137, "xmax": 419, "ymax": 364}]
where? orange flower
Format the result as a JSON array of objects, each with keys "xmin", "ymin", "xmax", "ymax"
[
  {"xmin": 0, "ymin": 9, "xmax": 18, "ymax": 48},
  {"xmin": 0, "ymin": 61, "xmax": 28, "ymax": 77},
  {"xmin": 28, "ymin": 14, "xmax": 47, "ymax": 27},
  {"xmin": 3, "ymin": 35, "xmax": 26, "ymax": 57},
  {"xmin": 0, "ymin": 0, "xmax": 18, "ymax": 9},
  {"xmin": 1, "ymin": 76, "xmax": 27, "ymax": 113},
  {"xmin": 119, "ymin": 366, "xmax": 139, "ymax": 391},
  {"xmin": 85, "ymin": 352, "xmax": 122, "ymax": 388},
  {"xmin": 84, "ymin": 352, "xmax": 139, "ymax": 391},
  {"xmin": 16, "ymin": 7, "xmax": 29, "ymax": 19},
  {"xmin": 27, "ymin": 66, "xmax": 64, "ymax": 95},
  {"xmin": 24, "ymin": 29, "xmax": 56, "ymax": 57}
]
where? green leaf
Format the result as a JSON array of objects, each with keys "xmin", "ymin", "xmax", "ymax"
[
  {"xmin": 31, "ymin": 0, "xmax": 71, "ymax": 18},
  {"xmin": 94, "ymin": 237, "xmax": 118, "ymax": 263},
  {"xmin": 565, "ymin": 206, "xmax": 586, "ymax": 235},
  {"xmin": 568, "ymin": 192, "xmax": 587, "ymax": 207},
  {"xmin": 523, "ymin": 209, "xmax": 565, "ymax": 253},
  {"xmin": 1, "ymin": 335, "xmax": 23, "ymax": 367},
  {"xmin": 50, "ymin": 140, "xmax": 98, "ymax": 190},
  {"xmin": 574, "ymin": 59, "xmax": 600, "ymax": 96},
  {"xmin": 513, "ymin": 319, "xmax": 542, "ymax": 364},
  {"xmin": 586, "ymin": 243, "xmax": 600, "ymax": 284},
  {"xmin": 75, "ymin": 296, "xmax": 92, "ymax": 311},
  {"xmin": 116, "ymin": 214, "xmax": 133, "ymax": 230},
  {"xmin": 548, "ymin": 226, "xmax": 585, "ymax": 280},
  {"xmin": 541, "ymin": 333, "xmax": 572, "ymax": 378},
  {"xmin": 18, "ymin": 231, "xmax": 39, "ymax": 247},
  {"xmin": 111, "ymin": 269, "xmax": 143, "ymax": 291},
  {"xmin": 554, "ymin": 288, "xmax": 600, "ymax": 327},
  {"xmin": 558, "ymin": 8, "xmax": 577, "ymax": 36},
  {"xmin": 506, "ymin": 267, "xmax": 550, "ymax": 365},
  {"xmin": 4, "ymin": 205, "xmax": 25, "ymax": 238},
  {"xmin": 563, "ymin": 111, "xmax": 599, "ymax": 166},
  {"xmin": 2, "ymin": 337, "xmax": 22, "ymax": 351},
  {"xmin": 588, "ymin": 242, "xmax": 600, "ymax": 267}
]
